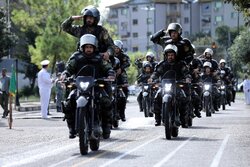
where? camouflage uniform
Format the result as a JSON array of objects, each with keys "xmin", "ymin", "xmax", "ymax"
[{"xmin": 61, "ymin": 16, "xmax": 114, "ymax": 54}]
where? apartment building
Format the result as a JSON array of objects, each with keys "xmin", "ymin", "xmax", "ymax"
[{"xmin": 106, "ymin": 0, "xmax": 244, "ymax": 54}]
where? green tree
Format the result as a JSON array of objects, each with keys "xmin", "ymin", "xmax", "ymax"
[
  {"xmin": 0, "ymin": 8, "xmax": 17, "ymax": 59},
  {"xmin": 229, "ymin": 28, "xmax": 250, "ymax": 65},
  {"xmin": 215, "ymin": 25, "xmax": 244, "ymax": 47},
  {"xmin": 224, "ymin": 0, "xmax": 250, "ymax": 25},
  {"xmin": 11, "ymin": 0, "xmax": 96, "ymax": 92}
]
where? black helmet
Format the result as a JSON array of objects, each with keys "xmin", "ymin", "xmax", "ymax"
[
  {"xmin": 143, "ymin": 61, "xmax": 152, "ymax": 69},
  {"xmin": 81, "ymin": 6, "xmax": 100, "ymax": 25},
  {"xmin": 191, "ymin": 58, "xmax": 203, "ymax": 69},
  {"xmin": 167, "ymin": 23, "xmax": 182, "ymax": 35}
]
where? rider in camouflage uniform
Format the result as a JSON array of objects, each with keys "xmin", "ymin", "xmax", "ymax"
[{"xmin": 61, "ymin": 5, "xmax": 114, "ymax": 59}]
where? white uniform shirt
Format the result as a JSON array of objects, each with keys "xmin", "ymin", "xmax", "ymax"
[
  {"xmin": 38, "ymin": 68, "xmax": 53, "ymax": 89},
  {"xmin": 243, "ymin": 79, "xmax": 250, "ymax": 92}
]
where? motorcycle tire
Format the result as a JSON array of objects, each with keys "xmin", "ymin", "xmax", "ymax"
[
  {"xmin": 163, "ymin": 102, "xmax": 172, "ymax": 140},
  {"xmin": 142, "ymin": 98, "xmax": 149, "ymax": 117},
  {"xmin": 204, "ymin": 98, "xmax": 211, "ymax": 117},
  {"xmin": 78, "ymin": 108, "xmax": 89, "ymax": 155},
  {"xmin": 90, "ymin": 138, "xmax": 100, "ymax": 151}
]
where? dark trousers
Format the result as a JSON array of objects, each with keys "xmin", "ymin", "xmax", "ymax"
[{"xmin": 0, "ymin": 92, "xmax": 9, "ymax": 116}]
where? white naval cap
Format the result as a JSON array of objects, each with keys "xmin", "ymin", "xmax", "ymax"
[{"xmin": 40, "ymin": 60, "xmax": 50, "ymax": 66}]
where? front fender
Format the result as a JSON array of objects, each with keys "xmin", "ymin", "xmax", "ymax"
[
  {"xmin": 163, "ymin": 94, "xmax": 172, "ymax": 103},
  {"xmin": 76, "ymin": 96, "xmax": 88, "ymax": 108}
]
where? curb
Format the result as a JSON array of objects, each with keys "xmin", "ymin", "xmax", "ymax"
[{"xmin": 16, "ymin": 104, "xmax": 56, "ymax": 112}]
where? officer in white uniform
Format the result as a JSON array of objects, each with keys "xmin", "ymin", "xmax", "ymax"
[{"xmin": 38, "ymin": 60, "xmax": 53, "ymax": 119}]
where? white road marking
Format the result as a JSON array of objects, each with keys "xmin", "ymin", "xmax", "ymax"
[
  {"xmin": 153, "ymin": 137, "xmax": 193, "ymax": 167},
  {"xmin": 99, "ymin": 135, "xmax": 161, "ymax": 167},
  {"xmin": 210, "ymin": 134, "xmax": 230, "ymax": 167}
]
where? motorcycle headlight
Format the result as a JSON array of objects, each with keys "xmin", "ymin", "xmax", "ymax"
[
  {"xmin": 220, "ymin": 85, "xmax": 225, "ymax": 89},
  {"xmin": 111, "ymin": 86, "xmax": 115, "ymax": 91},
  {"xmin": 80, "ymin": 82, "xmax": 89, "ymax": 91},
  {"xmin": 164, "ymin": 83, "xmax": 172, "ymax": 92},
  {"xmin": 204, "ymin": 84, "xmax": 210, "ymax": 90},
  {"xmin": 144, "ymin": 85, "xmax": 149, "ymax": 90}
]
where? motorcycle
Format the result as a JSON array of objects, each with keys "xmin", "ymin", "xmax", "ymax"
[
  {"xmin": 63, "ymin": 65, "xmax": 113, "ymax": 155},
  {"xmin": 161, "ymin": 70, "xmax": 185, "ymax": 140},
  {"xmin": 218, "ymin": 81, "xmax": 227, "ymax": 110},
  {"xmin": 202, "ymin": 78, "xmax": 214, "ymax": 117},
  {"xmin": 111, "ymin": 83, "xmax": 126, "ymax": 128},
  {"xmin": 141, "ymin": 83, "xmax": 157, "ymax": 117}
]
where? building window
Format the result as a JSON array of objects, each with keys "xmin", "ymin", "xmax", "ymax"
[
  {"xmin": 201, "ymin": 3, "xmax": 211, "ymax": 13},
  {"xmin": 184, "ymin": 17, "xmax": 189, "ymax": 24},
  {"xmin": 215, "ymin": 1, "xmax": 222, "ymax": 8},
  {"xmin": 121, "ymin": 22, "xmax": 128, "ymax": 31},
  {"xmin": 132, "ymin": 46, "xmax": 138, "ymax": 52},
  {"xmin": 147, "ymin": 18, "xmax": 153, "ymax": 24},
  {"xmin": 132, "ymin": 6, "xmax": 138, "ymax": 12},
  {"xmin": 109, "ymin": 9, "xmax": 118, "ymax": 18},
  {"xmin": 201, "ymin": 15, "xmax": 211, "ymax": 27},
  {"xmin": 133, "ymin": 32, "xmax": 138, "ymax": 38},
  {"xmin": 215, "ymin": 16, "xmax": 223, "ymax": 22},
  {"xmin": 170, "ymin": 4, "xmax": 177, "ymax": 11},
  {"xmin": 184, "ymin": 4, "xmax": 189, "ymax": 10},
  {"xmin": 121, "ymin": 8, "xmax": 128, "ymax": 15},
  {"xmin": 147, "ymin": 32, "xmax": 152, "ymax": 37},
  {"xmin": 133, "ymin": 19, "xmax": 138, "ymax": 25},
  {"xmin": 231, "ymin": 12, "xmax": 236, "ymax": 19}
]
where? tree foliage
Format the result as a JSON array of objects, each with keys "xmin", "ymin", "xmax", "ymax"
[
  {"xmin": 224, "ymin": 0, "xmax": 250, "ymax": 25},
  {"xmin": 229, "ymin": 28, "xmax": 250, "ymax": 66},
  {"xmin": 0, "ymin": 8, "xmax": 17, "ymax": 59},
  {"xmin": 215, "ymin": 25, "xmax": 244, "ymax": 47},
  {"xmin": 12, "ymin": 0, "xmax": 95, "ymax": 70}
]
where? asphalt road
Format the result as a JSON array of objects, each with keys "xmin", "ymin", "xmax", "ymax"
[{"xmin": 0, "ymin": 96, "xmax": 250, "ymax": 167}]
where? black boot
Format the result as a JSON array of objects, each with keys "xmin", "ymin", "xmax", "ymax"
[
  {"xmin": 154, "ymin": 112, "xmax": 161, "ymax": 126},
  {"xmin": 102, "ymin": 124, "xmax": 111, "ymax": 139},
  {"xmin": 67, "ymin": 120, "xmax": 76, "ymax": 139}
]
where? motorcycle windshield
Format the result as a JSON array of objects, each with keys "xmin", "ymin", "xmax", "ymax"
[
  {"xmin": 161, "ymin": 70, "xmax": 176, "ymax": 85},
  {"xmin": 75, "ymin": 65, "xmax": 95, "ymax": 78},
  {"xmin": 203, "ymin": 77, "xmax": 212, "ymax": 84},
  {"xmin": 74, "ymin": 65, "xmax": 96, "ymax": 91}
]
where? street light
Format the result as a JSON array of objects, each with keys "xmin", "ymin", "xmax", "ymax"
[{"xmin": 141, "ymin": 5, "xmax": 155, "ymax": 51}]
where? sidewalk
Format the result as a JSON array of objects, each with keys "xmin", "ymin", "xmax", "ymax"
[{"xmin": 0, "ymin": 95, "xmax": 137, "ymax": 120}]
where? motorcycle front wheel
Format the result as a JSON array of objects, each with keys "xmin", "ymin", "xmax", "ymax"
[
  {"xmin": 204, "ymin": 97, "xmax": 212, "ymax": 117},
  {"xmin": 163, "ymin": 102, "xmax": 172, "ymax": 140},
  {"xmin": 78, "ymin": 107, "xmax": 89, "ymax": 155}
]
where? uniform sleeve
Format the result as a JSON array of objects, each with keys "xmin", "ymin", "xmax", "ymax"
[
  {"xmin": 182, "ymin": 38, "xmax": 195, "ymax": 64},
  {"xmin": 64, "ymin": 54, "xmax": 77, "ymax": 77},
  {"xmin": 121, "ymin": 54, "xmax": 131, "ymax": 69},
  {"xmin": 61, "ymin": 17, "xmax": 82, "ymax": 38},
  {"xmin": 98, "ymin": 26, "xmax": 115, "ymax": 53}
]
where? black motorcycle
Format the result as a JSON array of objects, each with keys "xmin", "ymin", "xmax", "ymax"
[
  {"xmin": 161, "ymin": 70, "xmax": 185, "ymax": 140},
  {"xmin": 64, "ymin": 65, "xmax": 113, "ymax": 155},
  {"xmin": 202, "ymin": 78, "xmax": 214, "ymax": 117},
  {"xmin": 111, "ymin": 83, "xmax": 126, "ymax": 128},
  {"xmin": 141, "ymin": 83, "xmax": 157, "ymax": 117}
]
